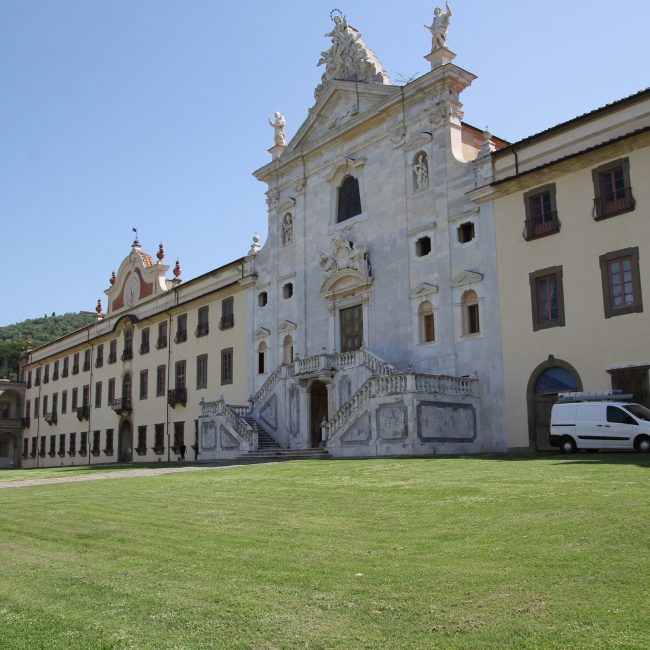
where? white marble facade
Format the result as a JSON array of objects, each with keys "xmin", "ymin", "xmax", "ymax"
[{"xmin": 202, "ymin": 13, "xmax": 507, "ymax": 458}]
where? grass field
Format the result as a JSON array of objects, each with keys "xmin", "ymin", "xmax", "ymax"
[{"xmin": 0, "ymin": 455, "xmax": 648, "ymax": 649}]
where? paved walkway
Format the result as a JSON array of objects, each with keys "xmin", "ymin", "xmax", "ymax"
[{"xmin": 0, "ymin": 464, "xmax": 234, "ymax": 490}]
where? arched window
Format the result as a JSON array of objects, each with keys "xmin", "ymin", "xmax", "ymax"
[
  {"xmin": 461, "ymin": 290, "xmax": 480, "ymax": 336},
  {"xmin": 418, "ymin": 301, "xmax": 435, "ymax": 343},
  {"xmin": 257, "ymin": 342, "xmax": 267, "ymax": 375},
  {"xmin": 337, "ymin": 175, "xmax": 362, "ymax": 222},
  {"xmin": 412, "ymin": 151, "xmax": 429, "ymax": 191},
  {"xmin": 282, "ymin": 335, "xmax": 294, "ymax": 365}
]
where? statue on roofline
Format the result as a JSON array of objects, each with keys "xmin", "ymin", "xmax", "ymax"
[
  {"xmin": 424, "ymin": 2, "xmax": 452, "ymax": 51},
  {"xmin": 268, "ymin": 112, "xmax": 286, "ymax": 147}
]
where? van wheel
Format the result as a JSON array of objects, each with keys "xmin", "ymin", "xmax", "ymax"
[
  {"xmin": 560, "ymin": 437, "xmax": 576, "ymax": 453},
  {"xmin": 635, "ymin": 435, "xmax": 650, "ymax": 453}
]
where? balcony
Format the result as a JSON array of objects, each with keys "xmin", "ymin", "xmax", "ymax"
[
  {"xmin": 121, "ymin": 347, "xmax": 133, "ymax": 361},
  {"xmin": 91, "ymin": 448, "xmax": 101, "ymax": 457},
  {"xmin": 156, "ymin": 337, "xmax": 168, "ymax": 350},
  {"xmin": 523, "ymin": 212, "xmax": 561, "ymax": 241},
  {"xmin": 219, "ymin": 315, "xmax": 234, "ymax": 330},
  {"xmin": 76, "ymin": 405, "xmax": 90, "ymax": 421},
  {"xmin": 0, "ymin": 417, "xmax": 23, "ymax": 429},
  {"xmin": 593, "ymin": 187, "xmax": 635, "ymax": 220},
  {"xmin": 57, "ymin": 450, "xmax": 66, "ymax": 457},
  {"xmin": 44, "ymin": 411, "xmax": 58, "ymax": 425},
  {"xmin": 68, "ymin": 449, "xmax": 76, "ymax": 457},
  {"xmin": 168, "ymin": 388, "xmax": 187, "ymax": 408},
  {"xmin": 174, "ymin": 330, "xmax": 187, "ymax": 344},
  {"xmin": 153, "ymin": 445, "xmax": 165, "ymax": 455},
  {"xmin": 111, "ymin": 398, "xmax": 133, "ymax": 415},
  {"xmin": 196, "ymin": 323, "xmax": 209, "ymax": 337}
]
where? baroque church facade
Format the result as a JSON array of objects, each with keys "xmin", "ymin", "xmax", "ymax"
[{"xmin": 198, "ymin": 12, "xmax": 511, "ymax": 459}]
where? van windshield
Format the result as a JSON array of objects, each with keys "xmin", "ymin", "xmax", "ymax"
[{"xmin": 625, "ymin": 404, "xmax": 650, "ymax": 422}]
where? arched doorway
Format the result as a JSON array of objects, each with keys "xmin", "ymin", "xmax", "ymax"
[
  {"xmin": 118, "ymin": 420, "xmax": 133, "ymax": 463},
  {"xmin": 527, "ymin": 359, "xmax": 582, "ymax": 450},
  {"xmin": 309, "ymin": 381, "xmax": 328, "ymax": 448}
]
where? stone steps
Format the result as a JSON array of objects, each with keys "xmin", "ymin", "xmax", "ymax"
[{"xmin": 245, "ymin": 448, "xmax": 330, "ymax": 460}]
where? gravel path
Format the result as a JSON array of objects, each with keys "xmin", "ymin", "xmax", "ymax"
[{"xmin": 0, "ymin": 464, "xmax": 235, "ymax": 490}]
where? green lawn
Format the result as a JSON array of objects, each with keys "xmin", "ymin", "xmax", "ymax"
[{"xmin": 0, "ymin": 455, "xmax": 648, "ymax": 649}]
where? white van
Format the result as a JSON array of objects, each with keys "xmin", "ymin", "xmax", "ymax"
[{"xmin": 550, "ymin": 397, "xmax": 650, "ymax": 453}]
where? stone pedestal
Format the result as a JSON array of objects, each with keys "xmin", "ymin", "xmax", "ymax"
[
  {"xmin": 424, "ymin": 47, "xmax": 456, "ymax": 70},
  {"xmin": 268, "ymin": 144, "xmax": 286, "ymax": 160}
]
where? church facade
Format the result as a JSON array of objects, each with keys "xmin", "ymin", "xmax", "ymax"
[{"xmin": 198, "ymin": 12, "xmax": 510, "ymax": 459}]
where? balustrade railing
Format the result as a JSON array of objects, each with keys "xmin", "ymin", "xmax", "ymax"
[
  {"xmin": 199, "ymin": 399, "xmax": 257, "ymax": 447},
  {"xmin": 250, "ymin": 365, "xmax": 283, "ymax": 410}
]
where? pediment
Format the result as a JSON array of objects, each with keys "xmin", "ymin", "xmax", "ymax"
[
  {"xmin": 410, "ymin": 282, "xmax": 439, "ymax": 299},
  {"xmin": 451, "ymin": 270, "xmax": 484, "ymax": 288},
  {"xmin": 253, "ymin": 327, "xmax": 271, "ymax": 340},
  {"xmin": 405, "ymin": 131, "xmax": 433, "ymax": 151},
  {"xmin": 277, "ymin": 320, "xmax": 297, "ymax": 333},
  {"xmin": 286, "ymin": 81, "xmax": 399, "ymax": 152},
  {"xmin": 321, "ymin": 269, "xmax": 373, "ymax": 301}
]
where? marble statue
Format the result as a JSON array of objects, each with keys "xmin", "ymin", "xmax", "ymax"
[
  {"xmin": 268, "ymin": 112, "xmax": 286, "ymax": 147},
  {"xmin": 424, "ymin": 2, "xmax": 452, "ymax": 51},
  {"xmin": 413, "ymin": 153, "xmax": 429, "ymax": 190},
  {"xmin": 281, "ymin": 213, "xmax": 293, "ymax": 245}
]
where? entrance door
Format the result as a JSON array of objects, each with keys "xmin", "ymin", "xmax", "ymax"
[
  {"xmin": 309, "ymin": 381, "xmax": 328, "ymax": 448},
  {"xmin": 118, "ymin": 421, "xmax": 133, "ymax": 463},
  {"xmin": 610, "ymin": 366, "xmax": 650, "ymax": 407},
  {"xmin": 340, "ymin": 305, "xmax": 363, "ymax": 352}
]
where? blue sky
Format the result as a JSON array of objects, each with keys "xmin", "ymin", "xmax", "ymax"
[{"xmin": 1, "ymin": 0, "xmax": 648, "ymax": 325}]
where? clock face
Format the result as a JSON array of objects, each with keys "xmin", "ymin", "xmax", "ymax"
[{"xmin": 124, "ymin": 275, "xmax": 139, "ymax": 307}]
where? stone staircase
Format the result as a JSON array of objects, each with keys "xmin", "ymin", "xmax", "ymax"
[
  {"xmin": 244, "ymin": 448, "xmax": 330, "ymax": 460},
  {"xmin": 242, "ymin": 415, "xmax": 280, "ymax": 450}
]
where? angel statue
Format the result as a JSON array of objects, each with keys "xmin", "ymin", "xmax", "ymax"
[
  {"xmin": 268, "ymin": 112, "xmax": 286, "ymax": 147},
  {"xmin": 424, "ymin": 2, "xmax": 452, "ymax": 51}
]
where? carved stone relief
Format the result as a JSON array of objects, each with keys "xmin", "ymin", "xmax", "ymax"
[
  {"xmin": 260, "ymin": 394, "xmax": 278, "ymax": 431},
  {"xmin": 201, "ymin": 419, "xmax": 217, "ymax": 450},
  {"xmin": 220, "ymin": 425, "xmax": 240, "ymax": 450},
  {"xmin": 377, "ymin": 404, "xmax": 408, "ymax": 441},
  {"xmin": 319, "ymin": 234, "xmax": 370, "ymax": 287},
  {"xmin": 340, "ymin": 411, "xmax": 371, "ymax": 446},
  {"xmin": 416, "ymin": 401, "xmax": 476, "ymax": 442}
]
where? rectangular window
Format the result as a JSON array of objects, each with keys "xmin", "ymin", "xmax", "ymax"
[
  {"xmin": 157, "ymin": 321, "xmax": 168, "ymax": 349},
  {"xmin": 523, "ymin": 184, "xmax": 560, "ymax": 240},
  {"xmin": 196, "ymin": 306, "xmax": 209, "ymax": 337},
  {"xmin": 137, "ymin": 425, "xmax": 147, "ymax": 453},
  {"xmin": 156, "ymin": 365, "xmax": 166, "ymax": 397},
  {"xmin": 196, "ymin": 354, "xmax": 208, "ymax": 390},
  {"xmin": 79, "ymin": 432, "xmax": 87, "ymax": 454},
  {"xmin": 219, "ymin": 298, "xmax": 234, "ymax": 330},
  {"xmin": 593, "ymin": 158, "xmax": 635, "ymax": 220},
  {"xmin": 95, "ymin": 381, "xmax": 102, "ymax": 409},
  {"xmin": 92, "ymin": 430, "xmax": 101, "ymax": 455},
  {"xmin": 53, "ymin": 360, "xmax": 59, "ymax": 381},
  {"xmin": 58, "ymin": 433, "xmax": 65, "ymax": 456},
  {"xmin": 82, "ymin": 385, "xmax": 90, "ymax": 407},
  {"xmin": 140, "ymin": 370, "xmax": 148, "ymax": 400},
  {"xmin": 61, "ymin": 391, "xmax": 67, "ymax": 414},
  {"xmin": 154, "ymin": 423, "xmax": 165, "ymax": 453},
  {"xmin": 42, "ymin": 395, "xmax": 48, "ymax": 418},
  {"xmin": 599, "ymin": 247, "xmax": 643, "ymax": 318},
  {"xmin": 52, "ymin": 393, "xmax": 58, "ymax": 416},
  {"xmin": 105, "ymin": 429, "xmax": 114, "ymax": 454},
  {"xmin": 175, "ymin": 314, "xmax": 187, "ymax": 343},
  {"xmin": 122, "ymin": 329, "xmax": 133, "ymax": 360},
  {"xmin": 340, "ymin": 305, "xmax": 363, "ymax": 353},
  {"xmin": 530, "ymin": 266, "xmax": 565, "ymax": 330},
  {"xmin": 175, "ymin": 361, "xmax": 186, "ymax": 389},
  {"xmin": 140, "ymin": 327, "xmax": 150, "ymax": 354},
  {"xmin": 95, "ymin": 344, "xmax": 104, "ymax": 368},
  {"xmin": 221, "ymin": 348, "xmax": 233, "ymax": 385},
  {"xmin": 49, "ymin": 435, "xmax": 56, "ymax": 456},
  {"xmin": 83, "ymin": 349, "xmax": 91, "ymax": 372},
  {"xmin": 423, "ymin": 312, "xmax": 435, "ymax": 342},
  {"xmin": 466, "ymin": 304, "xmax": 480, "ymax": 335},
  {"xmin": 71, "ymin": 388, "xmax": 78, "ymax": 411},
  {"xmin": 69, "ymin": 432, "xmax": 76, "ymax": 455},
  {"xmin": 31, "ymin": 436, "xmax": 37, "ymax": 457},
  {"xmin": 27, "ymin": 370, "xmax": 32, "ymax": 389},
  {"xmin": 62, "ymin": 357, "xmax": 69, "ymax": 377},
  {"xmin": 34, "ymin": 397, "xmax": 40, "ymax": 419},
  {"xmin": 39, "ymin": 436, "xmax": 45, "ymax": 457},
  {"xmin": 72, "ymin": 353, "xmax": 80, "ymax": 375},
  {"xmin": 173, "ymin": 421, "xmax": 185, "ymax": 451},
  {"xmin": 109, "ymin": 340, "xmax": 117, "ymax": 364},
  {"xmin": 25, "ymin": 400, "xmax": 31, "ymax": 423},
  {"xmin": 23, "ymin": 438, "xmax": 28, "ymax": 457},
  {"xmin": 108, "ymin": 379, "xmax": 115, "ymax": 405},
  {"xmin": 43, "ymin": 364, "xmax": 49, "ymax": 384},
  {"xmin": 35, "ymin": 367, "xmax": 41, "ymax": 386}
]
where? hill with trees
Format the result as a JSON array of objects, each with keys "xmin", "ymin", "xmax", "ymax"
[{"xmin": 0, "ymin": 312, "xmax": 97, "ymax": 380}]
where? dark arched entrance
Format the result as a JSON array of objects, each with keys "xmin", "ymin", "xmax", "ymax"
[
  {"xmin": 309, "ymin": 381, "xmax": 328, "ymax": 448},
  {"xmin": 118, "ymin": 420, "xmax": 133, "ymax": 463},
  {"xmin": 527, "ymin": 358, "xmax": 582, "ymax": 450}
]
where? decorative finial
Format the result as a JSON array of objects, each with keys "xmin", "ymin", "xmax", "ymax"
[
  {"xmin": 157, "ymin": 243, "xmax": 165, "ymax": 262},
  {"xmin": 110, "ymin": 271, "xmax": 116, "ymax": 286},
  {"xmin": 132, "ymin": 227, "xmax": 140, "ymax": 246},
  {"xmin": 96, "ymin": 299, "xmax": 103, "ymax": 316},
  {"xmin": 268, "ymin": 113, "xmax": 287, "ymax": 160},
  {"xmin": 249, "ymin": 233, "xmax": 261, "ymax": 255},
  {"xmin": 173, "ymin": 259, "xmax": 181, "ymax": 279}
]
